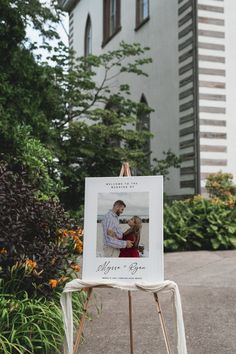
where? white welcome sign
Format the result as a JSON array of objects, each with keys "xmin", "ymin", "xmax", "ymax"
[{"xmin": 82, "ymin": 176, "xmax": 163, "ymax": 284}]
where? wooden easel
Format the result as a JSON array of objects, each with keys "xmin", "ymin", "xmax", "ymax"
[{"xmin": 72, "ymin": 162, "xmax": 172, "ymax": 354}]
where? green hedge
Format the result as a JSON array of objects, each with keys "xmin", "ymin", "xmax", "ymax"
[{"xmin": 164, "ymin": 196, "xmax": 236, "ymax": 252}]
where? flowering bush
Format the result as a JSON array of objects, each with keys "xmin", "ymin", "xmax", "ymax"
[
  {"xmin": 206, "ymin": 172, "xmax": 236, "ymax": 200},
  {"xmin": 0, "ymin": 162, "xmax": 83, "ymax": 298},
  {"xmin": 58, "ymin": 228, "xmax": 84, "ymax": 255}
]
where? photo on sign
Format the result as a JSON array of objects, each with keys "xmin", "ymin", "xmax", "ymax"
[{"xmin": 96, "ymin": 192, "xmax": 149, "ymax": 258}]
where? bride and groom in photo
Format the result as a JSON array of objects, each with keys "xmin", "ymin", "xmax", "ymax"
[{"xmin": 101, "ymin": 200, "xmax": 143, "ymax": 258}]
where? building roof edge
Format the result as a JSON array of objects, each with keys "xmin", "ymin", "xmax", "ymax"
[{"xmin": 58, "ymin": 0, "xmax": 80, "ymax": 12}]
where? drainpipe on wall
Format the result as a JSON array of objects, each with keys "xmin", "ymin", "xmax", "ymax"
[{"xmin": 192, "ymin": 0, "xmax": 201, "ymax": 195}]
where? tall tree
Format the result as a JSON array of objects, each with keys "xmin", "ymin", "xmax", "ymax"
[
  {"xmin": 0, "ymin": 0, "xmax": 64, "ymax": 195},
  {"xmin": 53, "ymin": 43, "xmax": 179, "ymax": 209},
  {"xmin": 0, "ymin": 1, "xmax": 180, "ymax": 210}
]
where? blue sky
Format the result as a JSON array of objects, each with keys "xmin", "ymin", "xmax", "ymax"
[{"xmin": 26, "ymin": 1, "xmax": 69, "ymax": 58}]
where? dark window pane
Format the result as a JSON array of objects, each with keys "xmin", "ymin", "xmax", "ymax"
[
  {"xmin": 137, "ymin": 95, "xmax": 150, "ymax": 160},
  {"xmin": 103, "ymin": 0, "xmax": 121, "ymax": 43},
  {"xmin": 84, "ymin": 16, "xmax": 92, "ymax": 56},
  {"xmin": 136, "ymin": 0, "xmax": 149, "ymax": 27}
]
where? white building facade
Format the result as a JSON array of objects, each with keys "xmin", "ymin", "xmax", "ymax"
[{"xmin": 59, "ymin": 0, "xmax": 236, "ymax": 199}]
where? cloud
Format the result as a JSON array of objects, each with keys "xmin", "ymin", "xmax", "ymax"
[{"xmin": 97, "ymin": 192, "xmax": 149, "ymax": 216}]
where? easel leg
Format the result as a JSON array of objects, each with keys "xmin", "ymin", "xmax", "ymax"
[
  {"xmin": 128, "ymin": 291, "xmax": 134, "ymax": 354},
  {"xmin": 154, "ymin": 293, "xmax": 172, "ymax": 354},
  {"xmin": 73, "ymin": 288, "xmax": 93, "ymax": 354}
]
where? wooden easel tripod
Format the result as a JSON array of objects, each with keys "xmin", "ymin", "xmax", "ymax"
[{"xmin": 72, "ymin": 162, "xmax": 172, "ymax": 354}]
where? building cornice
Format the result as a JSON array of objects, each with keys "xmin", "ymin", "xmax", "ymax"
[{"xmin": 58, "ymin": 0, "xmax": 80, "ymax": 12}]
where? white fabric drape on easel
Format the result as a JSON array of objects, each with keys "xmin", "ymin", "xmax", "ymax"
[{"xmin": 60, "ymin": 279, "xmax": 188, "ymax": 354}]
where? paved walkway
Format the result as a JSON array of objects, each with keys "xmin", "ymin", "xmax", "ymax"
[{"xmin": 77, "ymin": 251, "xmax": 236, "ymax": 354}]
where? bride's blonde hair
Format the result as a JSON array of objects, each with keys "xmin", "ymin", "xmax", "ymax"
[
  {"xmin": 131, "ymin": 216, "xmax": 142, "ymax": 233},
  {"xmin": 124, "ymin": 216, "xmax": 142, "ymax": 248}
]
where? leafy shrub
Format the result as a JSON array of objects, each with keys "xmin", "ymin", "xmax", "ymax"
[
  {"xmin": 2, "ymin": 124, "xmax": 63, "ymax": 199},
  {"xmin": 0, "ymin": 290, "xmax": 86, "ymax": 354},
  {"xmin": 0, "ymin": 162, "xmax": 83, "ymax": 298},
  {"xmin": 206, "ymin": 172, "xmax": 236, "ymax": 200},
  {"xmin": 164, "ymin": 195, "xmax": 236, "ymax": 251}
]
